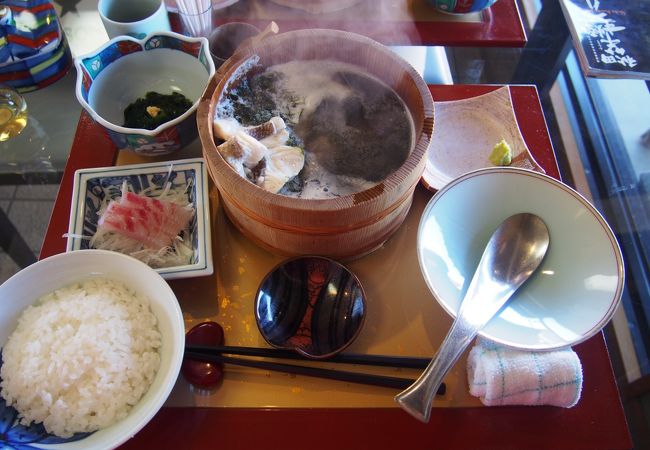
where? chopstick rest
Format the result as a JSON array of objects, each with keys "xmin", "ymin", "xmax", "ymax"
[{"xmin": 466, "ymin": 337, "xmax": 583, "ymax": 407}]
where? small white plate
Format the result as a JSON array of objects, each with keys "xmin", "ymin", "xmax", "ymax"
[
  {"xmin": 422, "ymin": 86, "xmax": 544, "ymax": 191},
  {"xmin": 67, "ymin": 158, "xmax": 213, "ymax": 280},
  {"xmin": 417, "ymin": 167, "xmax": 624, "ymax": 350}
]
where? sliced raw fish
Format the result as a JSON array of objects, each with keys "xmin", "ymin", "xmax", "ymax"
[{"xmin": 98, "ymin": 191, "xmax": 193, "ymax": 250}]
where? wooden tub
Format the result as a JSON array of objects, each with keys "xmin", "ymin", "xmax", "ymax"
[{"xmin": 197, "ymin": 29, "xmax": 434, "ymax": 260}]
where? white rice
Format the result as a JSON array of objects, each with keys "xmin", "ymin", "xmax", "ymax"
[{"xmin": 0, "ymin": 278, "xmax": 162, "ymax": 438}]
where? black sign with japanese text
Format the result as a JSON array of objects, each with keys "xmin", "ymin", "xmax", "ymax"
[{"xmin": 561, "ymin": 0, "xmax": 650, "ymax": 79}]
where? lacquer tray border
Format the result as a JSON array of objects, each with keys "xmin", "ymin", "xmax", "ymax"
[
  {"xmin": 207, "ymin": 0, "xmax": 527, "ymax": 47},
  {"xmin": 39, "ymin": 85, "xmax": 630, "ymax": 450}
]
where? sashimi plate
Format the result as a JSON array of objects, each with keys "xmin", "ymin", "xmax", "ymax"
[
  {"xmin": 422, "ymin": 86, "xmax": 545, "ymax": 191},
  {"xmin": 66, "ymin": 158, "xmax": 213, "ymax": 280}
]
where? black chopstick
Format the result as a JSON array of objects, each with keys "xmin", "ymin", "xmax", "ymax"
[
  {"xmin": 185, "ymin": 344, "xmax": 431, "ymax": 369},
  {"xmin": 184, "ymin": 351, "xmax": 445, "ymax": 394}
]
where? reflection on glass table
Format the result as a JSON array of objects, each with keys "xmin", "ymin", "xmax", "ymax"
[
  {"xmin": 0, "ymin": 85, "xmax": 28, "ymax": 142},
  {"xmin": 0, "ymin": 87, "xmax": 38, "ymax": 271},
  {"xmin": 0, "ymin": 71, "xmax": 80, "ymax": 185}
]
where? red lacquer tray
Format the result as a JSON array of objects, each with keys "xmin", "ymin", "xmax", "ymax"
[
  {"xmin": 169, "ymin": 0, "xmax": 526, "ymax": 47},
  {"xmin": 40, "ymin": 85, "xmax": 630, "ymax": 450}
]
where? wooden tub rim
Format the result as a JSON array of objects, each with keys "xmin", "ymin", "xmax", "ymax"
[{"xmin": 198, "ymin": 28, "xmax": 434, "ymax": 214}]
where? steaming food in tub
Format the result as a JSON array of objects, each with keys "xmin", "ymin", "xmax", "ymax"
[
  {"xmin": 0, "ymin": 278, "xmax": 161, "ymax": 438},
  {"xmin": 213, "ymin": 59, "xmax": 414, "ymax": 198}
]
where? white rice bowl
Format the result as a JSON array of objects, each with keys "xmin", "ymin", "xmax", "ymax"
[
  {"xmin": 1, "ymin": 278, "xmax": 162, "ymax": 437},
  {"xmin": 0, "ymin": 250, "xmax": 184, "ymax": 450}
]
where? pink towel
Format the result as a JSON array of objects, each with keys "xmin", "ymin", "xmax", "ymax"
[{"xmin": 467, "ymin": 337, "xmax": 583, "ymax": 407}]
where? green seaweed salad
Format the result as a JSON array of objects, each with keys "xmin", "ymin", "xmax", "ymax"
[{"xmin": 123, "ymin": 91, "xmax": 193, "ymax": 130}]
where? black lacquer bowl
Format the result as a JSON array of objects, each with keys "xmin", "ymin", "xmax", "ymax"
[{"xmin": 255, "ymin": 256, "xmax": 366, "ymax": 359}]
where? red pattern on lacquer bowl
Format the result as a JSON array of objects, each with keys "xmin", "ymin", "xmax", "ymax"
[
  {"xmin": 455, "ymin": 0, "xmax": 475, "ymax": 13},
  {"xmin": 180, "ymin": 41, "xmax": 202, "ymax": 58},
  {"xmin": 116, "ymin": 40, "xmax": 143, "ymax": 56},
  {"xmin": 156, "ymin": 125, "xmax": 181, "ymax": 145},
  {"xmin": 82, "ymin": 68, "xmax": 92, "ymax": 98}
]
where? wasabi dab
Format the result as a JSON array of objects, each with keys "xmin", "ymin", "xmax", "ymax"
[{"xmin": 489, "ymin": 139, "xmax": 513, "ymax": 166}]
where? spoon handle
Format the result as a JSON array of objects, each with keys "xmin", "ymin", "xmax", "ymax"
[
  {"xmin": 394, "ymin": 315, "xmax": 478, "ymax": 422},
  {"xmin": 395, "ymin": 213, "xmax": 550, "ymax": 422},
  {"xmin": 395, "ymin": 280, "xmax": 514, "ymax": 422}
]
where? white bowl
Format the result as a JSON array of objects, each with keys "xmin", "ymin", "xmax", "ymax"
[
  {"xmin": 66, "ymin": 158, "xmax": 213, "ymax": 280},
  {"xmin": 0, "ymin": 250, "xmax": 185, "ymax": 450},
  {"xmin": 417, "ymin": 167, "xmax": 624, "ymax": 350}
]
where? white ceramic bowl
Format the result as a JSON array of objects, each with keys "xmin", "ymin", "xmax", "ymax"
[
  {"xmin": 0, "ymin": 250, "xmax": 185, "ymax": 450},
  {"xmin": 417, "ymin": 167, "xmax": 624, "ymax": 350},
  {"xmin": 66, "ymin": 158, "xmax": 213, "ymax": 280},
  {"xmin": 75, "ymin": 32, "xmax": 215, "ymax": 156}
]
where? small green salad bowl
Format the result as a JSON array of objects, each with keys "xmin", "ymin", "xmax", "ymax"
[{"xmin": 74, "ymin": 31, "xmax": 215, "ymax": 156}]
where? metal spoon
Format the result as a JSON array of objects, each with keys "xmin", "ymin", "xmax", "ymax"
[{"xmin": 395, "ymin": 213, "xmax": 550, "ymax": 422}]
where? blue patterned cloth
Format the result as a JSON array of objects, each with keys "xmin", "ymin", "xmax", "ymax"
[{"xmin": 467, "ymin": 337, "xmax": 583, "ymax": 407}]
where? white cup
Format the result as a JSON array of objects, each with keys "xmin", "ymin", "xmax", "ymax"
[{"xmin": 98, "ymin": 0, "xmax": 171, "ymax": 40}]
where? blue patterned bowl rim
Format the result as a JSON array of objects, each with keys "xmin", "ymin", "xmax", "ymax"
[{"xmin": 73, "ymin": 31, "xmax": 215, "ymax": 136}]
